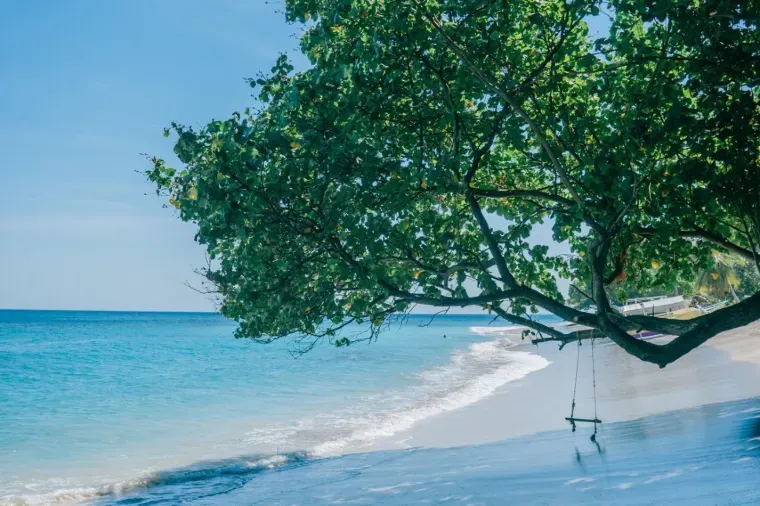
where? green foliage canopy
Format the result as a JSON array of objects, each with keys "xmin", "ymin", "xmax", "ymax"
[{"xmin": 148, "ymin": 0, "xmax": 760, "ymax": 366}]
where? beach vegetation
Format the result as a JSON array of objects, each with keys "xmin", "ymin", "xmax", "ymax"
[{"xmin": 147, "ymin": 0, "xmax": 760, "ymax": 366}]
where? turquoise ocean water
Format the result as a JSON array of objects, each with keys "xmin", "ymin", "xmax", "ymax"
[
  {"xmin": 4, "ymin": 310, "xmax": 759, "ymax": 505},
  {"xmin": 0, "ymin": 310, "xmax": 552, "ymax": 505}
]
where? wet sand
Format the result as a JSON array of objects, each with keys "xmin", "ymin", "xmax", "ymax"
[
  {"xmin": 146, "ymin": 397, "xmax": 760, "ymax": 506},
  {"xmin": 373, "ymin": 322, "xmax": 760, "ymax": 450}
]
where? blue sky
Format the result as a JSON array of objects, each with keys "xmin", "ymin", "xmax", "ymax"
[
  {"xmin": 0, "ymin": 1, "xmax": 577, "ymax": 312},
  {"xmin": 0, "ymin": 1, "xmax": 309, "ymax": 311}
]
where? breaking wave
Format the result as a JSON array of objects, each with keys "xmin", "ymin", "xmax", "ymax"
[
  {"xmin": 243, "ymin": 337, "xmax": 549, "ymax": 457},
  {"xmin": 3, "ymin": 336, "xmax": 548, "ymax": 505},
  {"xmin": 0, "ymin": 453, "xmax": 308, "ymax": 506}
]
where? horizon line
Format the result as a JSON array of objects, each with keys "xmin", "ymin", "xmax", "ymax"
[{"xmin": 0, "ymin": 308, "xmax": 532, "ymax": 316}]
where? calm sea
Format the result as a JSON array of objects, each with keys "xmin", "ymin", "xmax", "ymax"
[{"xmin": 0, "ymin": 310, "xmax": 551, "ymax": 505}]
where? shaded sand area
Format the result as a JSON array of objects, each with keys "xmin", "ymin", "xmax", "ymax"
[{"xmin": 375, "ymin": 322, "xmax": 760, "ymax": 450}]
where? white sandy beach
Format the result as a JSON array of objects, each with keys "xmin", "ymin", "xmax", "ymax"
[
  {"xmin": 708, "ymin": 321, "xmax": 760, "ymax": 365},
  {"xmin": 368, "ymin": 322, "xmax": 760, "ymax": 451}
]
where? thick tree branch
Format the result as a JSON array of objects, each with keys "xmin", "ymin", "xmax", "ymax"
[
  {"xmin": 680, "ymin": 228, "xmax": 755, "ymax": 261},
  {"xmin": 636, "ymin": 227, "xmax": 756, "ymax": 261},
  {"xmin": 528, "ymin": 293, "xmax": 760, "ymax": 367},
  {"xmin": 596, "ymin": 315, "xmax": 672, "ymax": 364},
  {"xmin": 379, "ymin": 282, "xmax": 521, "ymax": 307},
  {"xmin": 588, "ymin": 235, "xmax": 614, "ymax": 313},
  {"xmin": 621, "ymin": 314, "xmax": 698, "ymax": 336},
  {"xmin": 612, "ymin": 292, "xmax": 760, "ymax": 366},
  {"xmin": 466, "ymin": 191, "xmax": 518, "ymax": 286},
  {"xmin": 489, "ymin": 305, "xmax": 597, "ymax": 348},
  {"xmin": 514, "ymin": 286, "xmax": 599, "ymax": 328},
  {"xmin": 655, "ymin": 292, "xmax": 760, "ymax": 362},
  {"xmin": 334, "ymin": 219, "xmax": 595, "ymax": 330},
  {"xmin": 490, "ymin": 305, "xmax": 566, "ymax": 339}
]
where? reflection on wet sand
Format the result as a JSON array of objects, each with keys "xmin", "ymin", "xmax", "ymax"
[{"xmin": 108, "ymin": 397, "xmax": 758, "ymax": 506}]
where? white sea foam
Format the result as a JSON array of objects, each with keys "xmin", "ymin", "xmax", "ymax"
[
  {"xmin": 368, "ymin": 482, "xmax": 419, "ymax": 493},
  {"xmin": 643, "ymin": 469, "xmax": 682, "ymax": 484},
  {"xmin": 468, "ymin": 326, "xmax": 525, "ymax": 338},
  {"xmin": 314, "ymin": 347, "xmax": 548, "ymax": 456},
  {"xmin": 564, "ymin": 477, "xmax": 595, "ymax": 486},
  {"xmin": 0, "ymin": 453, "xmax": 306, "ymax": 506},
  {"xmin": 241, "ymin": 337, "xmax": 549, "ymax": 457}
]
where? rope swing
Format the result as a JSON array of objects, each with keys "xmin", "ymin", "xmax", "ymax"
[{"xmin": 565, "ymin": 332, "xmax": 602, "ymax": 441}]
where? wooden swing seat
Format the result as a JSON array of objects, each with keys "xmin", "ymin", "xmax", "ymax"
[{"xmin": 566, "ymin": 416, "xmax": 602, "ymax": 424}]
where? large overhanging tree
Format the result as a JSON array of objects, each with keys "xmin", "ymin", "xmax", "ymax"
[{"xmin": 147, "ymin": 0, "xmax": 760, "ymax": 366}]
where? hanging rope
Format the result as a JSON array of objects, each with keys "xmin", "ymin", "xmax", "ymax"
[
  {"xmin": 568, "ymin": 336, "xmax": 582, "ymax": 432},
  {"xmin": 591, "ymin": 335, "xmax": 599, "ymax": 442}
]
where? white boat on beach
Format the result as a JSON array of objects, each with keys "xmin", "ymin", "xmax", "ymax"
[
  {"xmin": 472, "ymin": 295, "xmax": 730, "ymax": 343},
  {"xmin": 618, "ymin": 295, "xmax": 689, "ymax": 316}
]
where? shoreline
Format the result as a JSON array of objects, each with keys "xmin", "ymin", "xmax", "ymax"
[
  {"xmin": 365, "ymin": 322, "xmax": 760, "ymax": 451},
  {"xmin": 4, "ymin": 318, "xmax": 759, "ymax": 505},
  {"xmin": 92, "ymin": 395, "xmax": 760, "ymax": 505}
]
